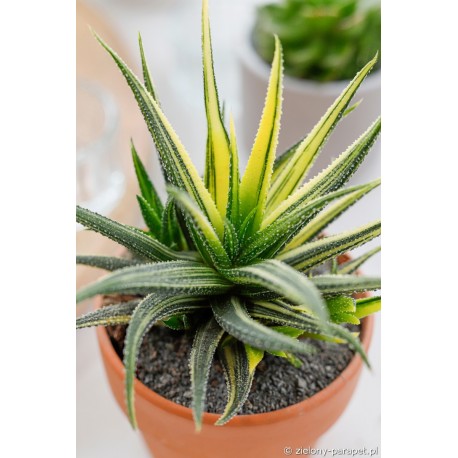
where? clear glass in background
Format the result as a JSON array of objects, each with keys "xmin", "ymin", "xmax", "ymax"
[{"xmin": 76, "ymin": 80, "xmax": 125, "ymax": 227}]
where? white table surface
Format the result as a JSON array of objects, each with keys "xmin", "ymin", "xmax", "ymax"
[{"xmin": 77, "ymin": 1, "xmax": 381, "ymax": 456}]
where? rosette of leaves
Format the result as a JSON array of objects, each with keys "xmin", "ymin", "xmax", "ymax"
[
  {"xmin": 252, "ymin": 0, "xmax": 381, "ymax": 81},
  {"xmin": 76, "ymin": 0, "xmax": 381, "ymax": 431}
]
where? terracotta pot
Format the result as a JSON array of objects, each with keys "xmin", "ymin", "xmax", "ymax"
[{"xmin": 96, "ymin": 298, "xmax": 374, "ymax": 458}]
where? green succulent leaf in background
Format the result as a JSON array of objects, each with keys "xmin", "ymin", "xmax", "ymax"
[
  {"xmin": 76, "ymin": 0, "xmax": 381, "ymax": 431},
  {"xmin": 252, "ymin": 0, "xmax": 381, "ymax": 82}
]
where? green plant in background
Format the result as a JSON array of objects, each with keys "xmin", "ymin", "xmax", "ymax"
[
  {"xmin": 76, "ymin": 0, "xmax": 381, "ymax": 431},
  {"xmin": 252, "ymin": 0, "xmax": 381, "ymax": 81}
]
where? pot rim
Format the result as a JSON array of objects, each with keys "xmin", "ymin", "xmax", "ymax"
[
  {"xmin": 238, "ymin": 31, "xmax": 381, "ymax": 96},
  {"xmin": 97, "ymin": 301, "xmax": 374, "ymax": 428}
]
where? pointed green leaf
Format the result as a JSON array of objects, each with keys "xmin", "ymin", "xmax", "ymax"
[
  {"xmin": 190, "ymin": 317, "xmax": 225, "ymax": 431},
  {"xmin": 131, "ymin": 141, "xmax": 163, "ymax": 216},
  {"xmin": 162, "ymin": 314, "xmax": 192, "ymax": 331},
  {"xmin": 123, "ymin": 293, "xmax": 207, "ymax": 428},
  {"xmin": 283, "ymin": 179, "xmax": 381, "ymax": 251},
  {"xmin": 267, "ymin": 55, "xmax": 378, "ymax": 211},
  {"xmin": 160, "ymin": 198, "xmax": 188, "ymax": 250},
  {"xmin": 76, "ymin": 261, "xmax": 231, "ymax": 303},
  {"xmin": 212, "ymin": 296, "xmax": 316, "ymax": 354},
  {"xmin": 137, "ymin": 195, "xmax": 162, "ymax": 237},
  {"xmin": 76, "ymin": 206, "xmax": 197, "ymax": 262},
  {"xmin": 215, "ymin": 341, "xmax": 258, "ymax": 426},
  {"xmin": 248, "ymin": 300, "xmax": 368, "ymax": 365},
  {"xmin": 76, "ymin": 255, "xmax": 142, "ymax": 271},
  {"xmin": 223, "ymin": 218, "xmax": 240, "ymax": 261},
  {"xmin": 355, "ymin": 296, "xmax": 381, "ymax": 319},
  {"xmin": 168, "ymin": 187, "xmax": 230, "ymax": 269},
  {"xmin": 239, "ymin": 36, "xmax": 283, "ymax": 233},
  {"xmin": 326, "ymin": 321, "xmax": 370, "ymax": 367},
  {"xmin": 202, "ymin": 0, "xmax": 232, "ymax": 217},
  {"xmin": 94, "ymin": 32, "xmax": 225, "ymax": 237},
  {"xmin": 266, "ymin": 326, "xmax": 305, "ymax": 363},
  {"xmin": 326, "ymin": 296, "xmax": 360, "ymax": 325},
  {"xmin": 338, "ymin": 246, "xmax": 381, "ymax": 274},
  {"xmin": 223, "ymin": 260, "xmax": 328, "ymax": 321},
  {"xmin": 239, "ymin": 182, "xmax": 378, "ymax": 263},
  {"xmin": 263, "ymin": 117, "xmax": 381, "ymax": 228},
  {"xmin": 138, "ymin": 33, "xmax": 159, "ymax": 102},
  {"xmin": 227, "ymin": 114, "xmax": 240, "ymax": 226},
  {"xmin": 76, "ymin": 300, "xmax": 140, "ymax": 329},
  {"xmin": 248, "ymin": 300, "xmax": 321, "ymax": 333},
  {"xmin": 312, "ymin": 275, "xmax": 381, "ymax": 295},
  {"xmin": 271, "ymin": 98, "xmax": 361, "ymax": 181},
  {"xmin": 277, "ymin": 220, "xmax": 381, "ymax": 271}
]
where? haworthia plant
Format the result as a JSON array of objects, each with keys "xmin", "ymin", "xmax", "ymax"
[
  {"xmin": 252, "ymin": 0, "xmax": 381, "ymax": 82},
  {"xmin": 76, "ymin": 0, "xmax": 381, "ymax": 431}
]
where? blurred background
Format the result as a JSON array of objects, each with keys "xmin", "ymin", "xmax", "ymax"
[{"xmin": 76, "ymin": 0, "xmax": 381, "ymax": 456}]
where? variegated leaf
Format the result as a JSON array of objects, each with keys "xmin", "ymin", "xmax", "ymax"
[
  {"xmin": 283, "ymin": 179, "xmax": 381, "ymax": 251},
  {"xmin": 248, "ymin": 300, "xmax": 321, "ymax": 333},
  {"xmin": 168, "ymin": 187, "xmax": 230, "ymax": 269},
  {"xmin": 138, "ymin": 33, "xmax": 159, "ymax": 103},
  {"xmin": 94, "ymin": 33, "xmax": 225, "ymax": 237},
  {"xmin": 212, "ymin": 296, "xmax": 316, "ymax": 354},
  {"xmin": 263, "ymin": 117, "xmax": 381, "ymax": 228},
  {"xmin": 239, "ymin": 182, "xmax": 378, "ymax": 263},
  {"xmin": 223, "ymin": 260, "xmax": 328, "ymax": 321},
  {"xmin": 338, "ymin": 246, "xmax": 381, "ymax": 274},
  {"xmin": 123, "ymin": 293, "xmax": 207, "ymax": 428},
  {"xmin": 76, "ymin": 255, "xmax": 142, "ymax": 271},
  {"xmin": 277, "ymin": 220, "xmax": 381, "ymax": 271},
  {"xmin": 227, "ymin": 114, "xmax": 240, "ymax": 226},
  {"xmin": 248, "ymin": 300, "xmax": 368, "ymax": 365},
  {"xmin": 190, "ymin": 316, "xmax": 225, "ymax": 431},
  {"xmin": 202, "ymin": 0, "xmax": 232, "ymax": 217},
  {"xmin": 76, "ymin": 206, "xmax": 197, "ymax": 262},
  {"xmin": 160, "ymin": 198, "xmax": 189, "ymax": 250},
  {"xmin": 355, "ymin": 296, "xmax": 381, "ymax": 319},
  {"xmin": 312, "ymin": 275, "xmax": 381, "ymax": 295},
  {"xmin": 215, "ymin": 340, "xmax": 263, "ymax": 426},
  {"xmin": 76, "ymin": 300, "xmax": 140, "ymax": 329},
  {"xmin": 239, "ymin": 36, "xmax": 283, "ymax": 233},
  {"xmin": 76, "ymin": 261, "xmax": 231, "ymax": 303},
  {"xmin": 267, "ymin": 55, "xmax": 378, "ymax": 211}
]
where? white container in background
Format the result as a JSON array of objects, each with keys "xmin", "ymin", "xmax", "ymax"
[{"xmin": 238, "ymin": 36, "xmax": 381, "ymax": 182}]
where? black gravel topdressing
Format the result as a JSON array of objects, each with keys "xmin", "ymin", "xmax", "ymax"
[{"xmin": 107, "ymin": 310, "xmax": 357, "ymax": 415}]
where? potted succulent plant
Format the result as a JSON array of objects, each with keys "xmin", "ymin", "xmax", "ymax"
[
  {"xmin": 76, "ymin": 1, "xmax": 381, "ymax": 456},
  {"xmin": 240, "ymin": 0, "xmax": 381, "ymax": 179}
]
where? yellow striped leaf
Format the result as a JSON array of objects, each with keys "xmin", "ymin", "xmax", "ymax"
[
  {"xmin": 76, "ymin": 261, "xmax": 231, "ymax": 303},
  {"xmin": 123, "ymin": 293, "xmax": 208, "ymax": 428},
  {"xmin": 138, "ymin": 33, "xmax": 159, "ymax": 103},
  {"xmin": 190, "ymin": 317, "xmax": 225, "ymax": 431},
  {"xmin": 282, "ymin": 179, "xmax": 381, "ymax": 252},
  {"xmin": 215, "ymin": 341, "xmax": 264, "ymax": 426},
  {"xmin": 278, "ymin": 220, "xmax": 381, "ymax": 271},
  {"xmin": 239, "ymin": 36, "xmax": 283, "ymax": 233},
  {"xmin": 94, "ymin": 32, "xmax": 225, "ymax": 238},
  {"xmin": 202, "ymin": 0, "xmax": 232, "ymax": 218},
  {"xmin": 168, "ymin": 187, "xmax": 231, "ymax": 269},
  {"xmin": 263, "ymin": 117, "xmax": 381, "ymax": 229},
  {"xmin": 355, "ymin": 296, "xmax": 381, "ymax": 319},
  {"xmin": 267, "ymin": 54, "xmax": 378, "ymax": 212},
  {"xmin": 227, "ymin": 114, "xmax": 240, "ymax": 225}
]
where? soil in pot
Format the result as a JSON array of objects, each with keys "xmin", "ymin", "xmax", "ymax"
[{"xmin": 104, "ymin": 295, "xmax": 358, "ymax": 415}]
